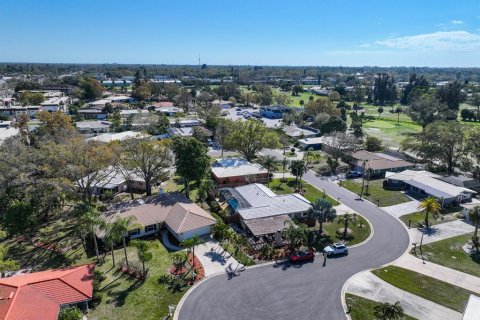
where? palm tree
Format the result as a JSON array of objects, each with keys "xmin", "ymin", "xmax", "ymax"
[
  {"xmin": 129, "ymin": 239, "xmax": 153, "ymax": 275},
  {"xmin": 290, "ymin": 160, "xmax": 306, "ymax": 190},
  {"xmin": 417, "ymin": 197, "xmax": 441, "ymax": 228},
  {"xmin": 108, "ymin": 216, "xmax": 137, "ymax": 267},
  {"xmin": 308, "ymin": 198, "xmax": 337, "ymax": 235},
  {"xmin": 212, "ymin": 221, "xmax": 230, "ymax": 242},
  {"xmin": 281, "ymin": 157, "xmax": 289, "ymax": 182},
  {"xmin": 304, "ymin": 148, "xmax": 314, "ymax": 167},
  {"xmin": 181, "ymin": 235, "xmax": 203, "ymax": 281},
  {"xmin": 282, "ymin": 221, "xmax": 307, "ymax": 251},
  {"xmin": 373, "ymin": 301, "xmax": 404, "ymax": 320},
  {"xmin": 77, "ymin": 205, "xmax": 105, "ymax": 261},
  {"xmin": 337, "ymin": 212, "xmax": 356, "ymax": 240},
  {"xmin": 261, "ymin": 156, "xmax": 277, "ymax": 187},
  {"xmin": 468, "ymin": 206, "xmax": 480, "ymax": 251}
]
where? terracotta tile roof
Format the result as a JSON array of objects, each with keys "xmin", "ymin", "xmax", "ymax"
[
  {"xmin": 165, "ymin": 202, "xmax": 216, "ymax": 234},
  {"xmin": 105, "ymin": 192, "xmax": 216, "ymax": 235},
  {"xmin": 0, "ymin": 264, "xmax": 95, "ymax": 320}
]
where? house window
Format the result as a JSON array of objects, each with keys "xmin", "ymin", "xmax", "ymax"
[
  {"xmin": 129, "ymin": 229, "xmax": 140, "ymax": 237},
  {"xmin": 145, "ymin": 225, "xmax": 157, "ymax": 233}
]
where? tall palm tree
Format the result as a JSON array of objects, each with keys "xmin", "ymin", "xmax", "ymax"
[
  {"xmin": 468, "ymin": 206, "xmax": 480, "ymax": 251},
  {"xmin": 108, "ymin": 216, "xmax": 137, "ymax": 267},
  {"xmin": 290, "ymin": 160, "xmax": 306, "ymax": 190},
  {"xmin": 129, "ymin": 239, "xmax": 153, "ymax": 275},
  {"xmin": 373, "ymin": 301, "xmax": 404, "ymax": 320},
  {"xmin": 417, "ymin": 197, "xmax": 441, "ymax": 228},
  {"xmin": 282, "ymin": 221, "xmax": 307, "ymax": 251},
  {"xmin": 308, "ymin": 198, "xmax": 337, "ymax": 235},
  {"xmin": 337, "ymin": 212, "xmax": 356, "ymax": 240},
  {"xmin": 261, "ymin": 156, "xmax": 277, "ymax": 187},
  {"xmin": 78, "ymin": 206, "xmax": 105, "ymax": 261},
  {"xmin": 281, "ymin": 157, "xmax": 289, "ymax": 182}
]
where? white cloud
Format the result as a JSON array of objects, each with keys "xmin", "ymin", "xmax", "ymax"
[
  {"xmin": 374, "ymin": 31, "xmax": 480, "ymax": 50},
  {"xmin": 451, "ymin": 20, "xmax": 464, "ymax": 25}
]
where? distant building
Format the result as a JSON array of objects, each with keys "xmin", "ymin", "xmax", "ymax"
[
  {"xmin": 75, "ymin": 120, "xmax": 111, "ymax": 134},
  {"xmin": 283, "ymin": 125, "xmax": 318, "ymax": 139},
  {"xmin": 260, "ymin": 105, "xmax": 290, "ymax": 119},
  {"xmin": 211, "ymin": 158, "xmax": 268, "ymax": 187},
  {"xmin": 40, "ymin": 96, "xmax": 70, "ymax": 113},
  {"xmin": 298, "ymin": 137, "xmax": 325, "ymax": 150},
  {"xmin": 77, "ymin": 109, "xmax": 107, "ymax": 120},
  {"xmin": 212, "ymin": 100, "xmax": 234, "ymax": 109},
  {"xmin": 87, "ymin": 130, "xmax": 149, "ymax": 143}
]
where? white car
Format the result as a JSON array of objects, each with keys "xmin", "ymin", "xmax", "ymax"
[{"xmin": 323, "ymin": 243, "xmax": 348, "ymax": 256}]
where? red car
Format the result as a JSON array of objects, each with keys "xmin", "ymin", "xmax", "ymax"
[{"xmin": 289, "ymin": 250, "xmax": 315, "ymax": 263}]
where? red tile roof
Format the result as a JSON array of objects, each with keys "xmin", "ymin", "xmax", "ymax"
[{"xmin": 0, "ymin": 264, "xmax": 95, "ymax": 320}]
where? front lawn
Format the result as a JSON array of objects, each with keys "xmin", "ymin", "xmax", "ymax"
[
  {"xmin": 269, "ymin": 178, "xmax": 339, "ymax": 205},
  {"xmin": 89, "ymin": 240, "xmax": 186, "ymax": 320},
  {"xmin": 342, "ymin": 179, "xmax": 411, "ymax": 207},
  {"xmin": 399, "ymin": 211, "xmax": 458, "ymax": 228},
  {"xmin": 372, "ymin": 266, "xmax": 474, "ymax": 312},
  {"xmin": 420, "ymin": 233, "xmax": 480, "ymax": 277},
  {"xmin": 345, "ymin": 293, "xmax": 417, "ymax": 320},
  {"xmin": 321, "ymin": 214, "xmax": 371, "ymax": 246}
]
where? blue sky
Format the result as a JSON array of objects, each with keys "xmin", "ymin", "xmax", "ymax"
[{"xmin": 1, "ymin": 0, "xmax": 480, "ymax": 67}]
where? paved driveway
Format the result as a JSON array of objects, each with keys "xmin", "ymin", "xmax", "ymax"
[
  {"xmin": 382, "ymin": 200, "xmax": 420, "ymax": 218},
  {"xmin": 176, "ymin": 170, "xmax": 409, "ymax": 320}
]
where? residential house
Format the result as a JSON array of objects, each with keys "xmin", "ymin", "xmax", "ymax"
[
  {"xmin": 220, "ymin": 183, "xmax": 311, "ymax": 236},
  {"xmin": 298, "ymin": 137, "xmax": 325, "ymax": 150},
  {"xmin": 40, "ymin": 96, "xmax": 70, "ymax": 113},
  {"xmin": 105, "ymin": 95, "xmax": 135, "ymax": 104},
  {"xmin": 386, "ymin": 170, "xmax": 477, "ymax": 207},
  {"xmin": 102, "ymin": 192, "xmax": 216, "ymax": 242},
  {"xmin": 87, "ymin": 131, "xmax": 149, "ymax": 143},
  {"xmin": 349, "ymin": 150, "xmax": 415, "ymax": 178},
  {"xmin": 75, "ymin": 120, "xmax": 111, "ymax": 134},
  {"xmin": 211, "ymin": 158, "xmax": 269, "ymax": 187},
  {"xmin": 78, "ymin": 109, "xmax": 108, "ymax": 120},
  {"xmin": 437, "ymin": 175, "xmax": 480, "ymax": 193},
  {"xmin": 77, "ymin": 166, "xmax": 147, "ymax": 196},
  {"xmin": 260, "ymin": 105, "xmax": 290, "ymax": 119},
  {"xmin": 0, "ymin": 106, "xmax": 40, "ymax": 118},
  {"xmin": 283, "ymin": 125, "xmax": 318, "ymax": 139},
  {"xmin": 0, "ymin": 264, "xmax": 95, "ymax": 320}
]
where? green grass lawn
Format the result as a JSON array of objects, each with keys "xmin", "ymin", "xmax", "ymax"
[
  {"xmin": 162, "ymin": 176, "xmax": 199, "ymax": 201},
  {"xmin": 363, "ymin": 119, "xmax": 421, "ymax": 148},
  {"xmin": 399, "ymin": 211, "xmax": 458, "ymax": 228},
  {"xmin": 321, "ymin": 214, "xmax": 371, "ymax": 246},
  {"xmin": 89, "ymin": 240, "xmax": 186, "ymax": 320},
  {"xmin": 345, "ymin": 293, "xmax": 417, "ymax": 320},
  {"xmin": 341, "ymin": 179, "xmax": 411, "ymax": 207},
  {"xmin": 269, "ymin": 178, "xmax": 339, "ymax": 205},
  {"xmin": 372, "ymin": 266, "xmax": 474, "ymax": 312},
  {"xmin": 420, "ymin": 233, "xmax": 480, "ymax": 277},
  {"xmin": 4, "ymin": 216, "xmax": 189, "ymax": 320}
]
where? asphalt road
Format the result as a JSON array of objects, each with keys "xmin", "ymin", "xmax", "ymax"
[{"xmin": 177, "ymin": 170, "xmax": 409, "ymax": 320}]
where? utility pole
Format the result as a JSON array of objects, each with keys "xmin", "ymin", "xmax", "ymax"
[{"xmin": 359, "ymin": 160, "xmax": 368, "ymax": 198}]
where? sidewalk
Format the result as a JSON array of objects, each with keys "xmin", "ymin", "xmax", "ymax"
[
  {"xmin": 393, "ymin": 254, "xmax": 480, "ymax": 294},
  {"xmin": 407, "ymin": 219, "xmax": 474, "ymax": 245},
  {"xmin": 193, "ymin": 237, "xmax": 241, "ymax": 277},
  {"xmin": 345, "ymin": 271, "xmax": 462, "ymax": 320}
]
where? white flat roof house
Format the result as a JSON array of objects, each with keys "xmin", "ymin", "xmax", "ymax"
[
  {"xmin": 387, "ymin": 170, "xmax": 476, "ymax": 206},
  {"xmin": 87, "ymin": 130, "xmax": 149, "ymax": 143},
  {"xmin": 40, "ymin": 97, "xmax": 70, "ymax": 113},
  {"xmin": 220, "ymin": 183, "xmax": 311, "ymax": 235}
]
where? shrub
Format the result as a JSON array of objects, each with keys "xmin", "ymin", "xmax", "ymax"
[{"xmin": 209, "ymin": 200, "xmax": 219, "ymax": 213}]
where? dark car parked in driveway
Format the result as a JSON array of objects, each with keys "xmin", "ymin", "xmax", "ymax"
[
  {"xmin": 289, "ymin": 250, "xmax": 315, "ymax": 263},
  {"xmin": 346, "ymin": 171, "xmax": 362, "ymax": 179}
]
